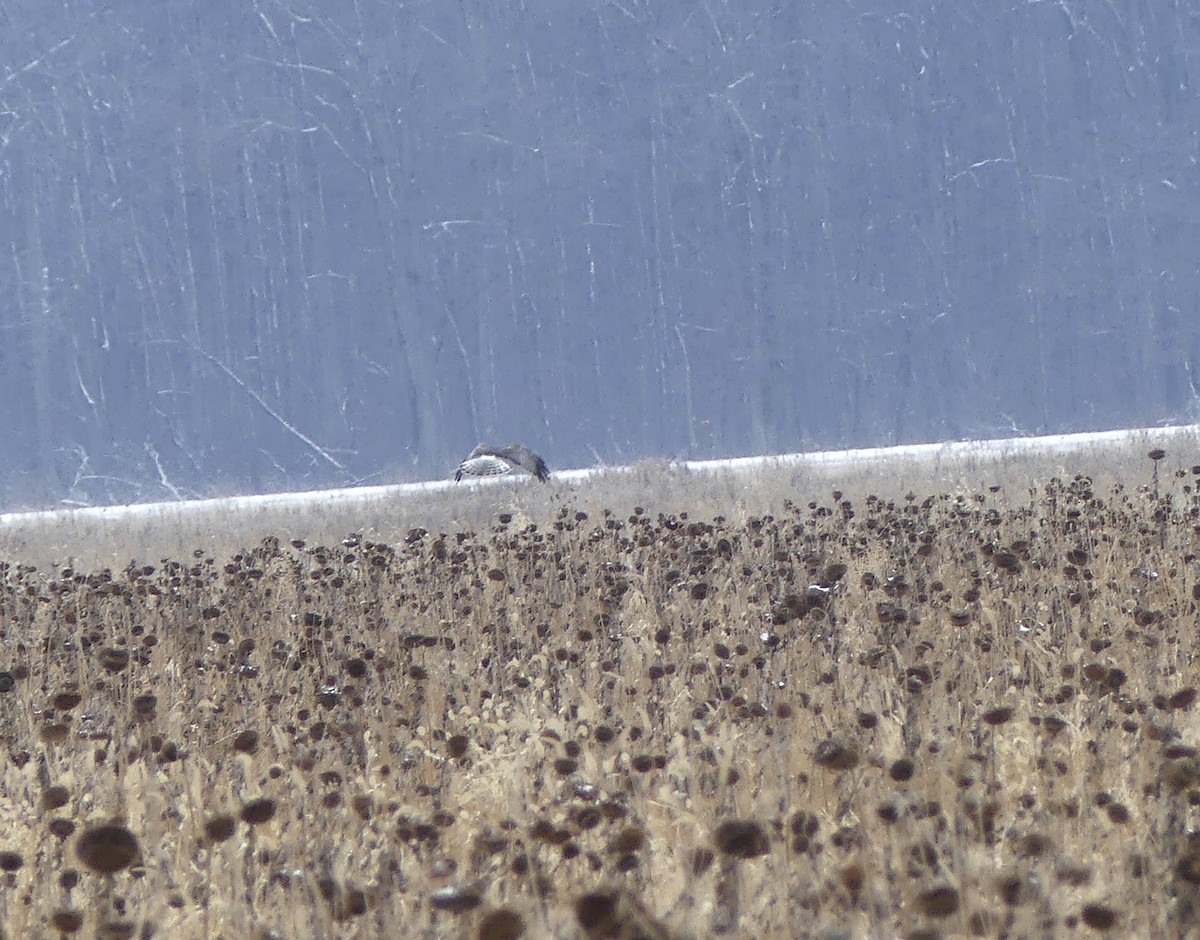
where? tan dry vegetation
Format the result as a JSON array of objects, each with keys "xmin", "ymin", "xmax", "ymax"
[
  {"xmin": 1, "ymin": 426, "xmax": 1190, "ymax": 572},
  {"xmin": 0, "ymin": 439, "xmax": 1199, "ymax": 938}
]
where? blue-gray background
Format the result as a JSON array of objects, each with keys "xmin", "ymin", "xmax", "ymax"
[{"xmin": 2, "ymin": 1, "xmax": 1198, "ymax": 506}]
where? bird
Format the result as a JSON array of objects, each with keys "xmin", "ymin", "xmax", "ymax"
[{"xmin": 454, "ymin": 442, "xmax": 551, "ymax": 483}]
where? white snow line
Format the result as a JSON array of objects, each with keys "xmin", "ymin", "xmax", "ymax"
[{"xmin": 1, "ymin": 424, "xmax": 1194, "ymax": 528}]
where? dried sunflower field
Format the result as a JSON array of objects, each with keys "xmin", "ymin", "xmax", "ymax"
[{"xmin": 2, "ymin": 447, "xmax": 1200, "ymax": 938}]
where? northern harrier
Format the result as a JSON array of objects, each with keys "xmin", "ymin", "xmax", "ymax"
[{"xmin": 454, "ymin": 442, "xmax": 551, "ymax": 482}]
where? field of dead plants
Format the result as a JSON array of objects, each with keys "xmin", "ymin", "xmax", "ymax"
[{"xmin": 1, "ymin": 444, "xmax": 1200, "ymax": 938}]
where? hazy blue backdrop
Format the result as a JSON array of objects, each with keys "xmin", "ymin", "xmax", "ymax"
[{"xmin": 2, "ymin": 1, "xmax": 1198, "ymax": 507}]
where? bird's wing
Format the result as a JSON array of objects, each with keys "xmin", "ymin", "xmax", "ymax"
[
  {"xmin": 468, "ymin": 442, "xmax": 501, "ymax": 460},
  {"xmin": 455, "ymin": 454, "xmax": 516, "ymax": 479},
  {"xmin": 454, "ymin": 442, "xmax": 549, "ymax": 482},
  {"xmin": 500, "ymin": 444, "xmax": 550, "ymax": 482}
]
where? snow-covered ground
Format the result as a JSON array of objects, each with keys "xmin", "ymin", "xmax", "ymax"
[{"xmin": 2, "ymin": 423, "xmax": 1195, "ymax": 529}]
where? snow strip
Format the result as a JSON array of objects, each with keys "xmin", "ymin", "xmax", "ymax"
[{"xmin": 2, "ymin": 424, "xmax": 1194, "ymax": 528}]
